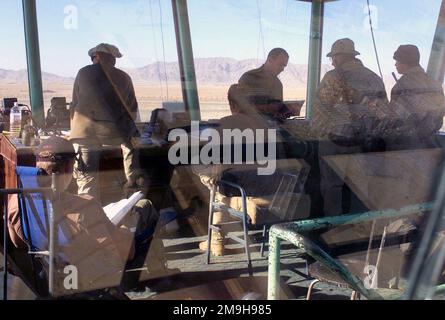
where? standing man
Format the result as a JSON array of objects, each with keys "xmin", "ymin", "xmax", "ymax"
[
  {"xmin": 238, "ymin": 48, "xmax": 298, "ymax": 118},
  {"xmin": 239, "ymin": 48, "xmax": 289, "ymax": 102},
  {"xmin": 70, "ymin": 43, "xmax": 142, "ymax": 201},
  {"xmin": 314, "ymin": 38, "xmax": 388, "ymax": 216},
  {"xmin": 390, "ymin": 44, "xmax": 445, "ymax": 149}
]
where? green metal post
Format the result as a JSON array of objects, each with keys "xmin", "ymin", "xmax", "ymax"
[
  {"xmin": 306, "ymin": 0, "xmax": 324, "ymax": 120},
  {"xmin": 269, "ymin": 225, "xmax": 382, "ymax": 300},
  {"xmin": 427, "ymin": 0, "xmax": 445, "ymax": 82},
  {"xmin": 171, "ymin": 0, "xmax": 201, "ymax": 121},
  {"xmin": 267, "ymin": 234, "xmax": 281, "ymax": 300},
  {"xmin": 22, "ymin": 0, "xmax": 45, "ymax": 128}
]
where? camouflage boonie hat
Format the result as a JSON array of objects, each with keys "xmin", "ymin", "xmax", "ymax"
[
  {"xmin": 327, "ymin": 38, "xmax": 360, "ymax": 57},
  {"xmin": 35, "ymin": 136, "xmax": 76, "ymax": 162}
]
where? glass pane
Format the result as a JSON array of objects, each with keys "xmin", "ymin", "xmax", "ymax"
[
  {"xmin": 0, "ymin": 0, "xmax": 29, "ymax": 109},
  {"xmin": 2, "ymin": 0, "xmax": 445, "ymax": 303},
  {"xmin": 188, "ymin": 0, "xmax": 311, "ymax": 120},
  {"xmin": 34, "ymin": 0, "xmax": 181, "ymax": 123}
]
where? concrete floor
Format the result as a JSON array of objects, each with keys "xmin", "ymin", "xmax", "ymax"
[
  {"xmin": 0, "ymin": 253, "xmax": 36, "ymax": 300},
  {"xmin": 123, "ymin": 211, "xmax": 353, "ymax": 300},
  {"xmin": 1, "ymin": 202, "xmax": 353, "ymax": 300}
]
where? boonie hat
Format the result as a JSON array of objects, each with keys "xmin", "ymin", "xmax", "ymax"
[
  {"xmin": 88, "ymin": 43, "xmax": 123, "ymax": 59},
  {"xmin": 327, "ymin": 38, "xmax": 360, "ymax": 57}
]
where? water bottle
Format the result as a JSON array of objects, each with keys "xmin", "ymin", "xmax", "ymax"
[{"xmin": 9, "ymin": 102, "xmax": 22, "ymax": 138}]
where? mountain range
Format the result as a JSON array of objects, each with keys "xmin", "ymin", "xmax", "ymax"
[
  {"xmin": 0, "ymin": 58, "xmax": 333, "ymax": 87},
  {"xmin": 0, "ymin": 68, "xmax": 73, "ymax": 83},
  {"xmin": 125, "ymin": 57, "xmax": 333, "ymax": 86}
]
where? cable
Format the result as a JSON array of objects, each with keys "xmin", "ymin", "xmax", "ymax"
[
  {"xmin": 158, "ymin": 0, "xmax": 169, "ymax": 101},
  {"xmin": 366, "ymin": 0, "xmax": 383, "ymax": 79},
  {"xmin": 281, "ymin": 0, "xmax": 290, "ymax": 45},
  {"xmin": 148, "ymin": 0, "xmax": 164, "ymax": 102},
  {"xmin": 256, "ymin": 0, "xmax": 266, "ymax": 62}
]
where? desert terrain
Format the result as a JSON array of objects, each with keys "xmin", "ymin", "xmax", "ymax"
[{"xmin": 0, "ymin": 82, "xmax": 308, "ymax": 121}]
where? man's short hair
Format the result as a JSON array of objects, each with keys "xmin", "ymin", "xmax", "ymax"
[
  {"xmin": 228, "ymin": 84, "xmax": 241, "ymax": 103},
  {"xmin": 228, "ymin": 84, "xmax": 254, "ymax": 114},
  {"xmin": 267, "ymin": 48, "xmax": 289, "ymax": 60}
]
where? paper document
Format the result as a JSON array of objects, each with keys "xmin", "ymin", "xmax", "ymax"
[{"xmin": 103, "ymin": 191, "xmax": 144, "ymax": 226}]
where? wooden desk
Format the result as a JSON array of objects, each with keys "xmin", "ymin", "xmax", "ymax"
[
  {"xmin": 0, "ymin": 134, "xmax": 36, "ymax": 222},
  {"xmin": 0, "ymin": 134, "xmax": 36, "ymax": 189},
  {"xmin": 323, "ymin": 148, "xmax": 444, "ymax": 210},
  {"xmin": 0, "ymin": 134, "xmax": 36, "ymax": 230}
]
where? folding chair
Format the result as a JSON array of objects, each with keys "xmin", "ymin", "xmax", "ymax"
[
  {"xmin": 205, "ymin": 159, "xmax": 311, "ymax": 270},
  {"xmin": 2, "ymin": 167, "xmax": 59, "ymax": 300},
  {"xmin": 9, "ymin": 167, "xmax": 174, "ymax": 298}
]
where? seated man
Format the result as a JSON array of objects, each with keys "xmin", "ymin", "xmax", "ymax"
[
  {"xmin": 8, "ymin": 136, "xmax": 138, "ymax": 294},
  {"xmin": 197, "ymin": 84, "xmax": 307, "ymax": 255}
]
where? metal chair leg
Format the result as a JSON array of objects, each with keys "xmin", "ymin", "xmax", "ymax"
[
  {"xmin": 242, "ymin": 214, "xmax": 252, "ymax": 270},
  {"xmin": 3, "ymin": 202, "xmax": 8, "ymax": 300},
  {"xmin": 215, "ymin": 180, "xmax": 252, "ymax": 272},
  {"xmin": 206, "ymin": 187, "xmax": 216, "ymax": 265},
  {"xmin": 306, "ymin": 279, "xmax": 320, "ymax": 300},
  {"xmin": 241, "ymin": 194, "xmax": 251, "ymax": 271},
  {"xmin": 350, "ymin": 290, "xmax": 358, "ymax": 300},
  {"xmin": 260, "ymin": 225, "xmax": 267, "ymax": 257}
]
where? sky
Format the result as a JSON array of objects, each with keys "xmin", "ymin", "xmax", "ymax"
[{"xmin": 0, "ymin": 0, "xmax": 442, "ymax": 79}]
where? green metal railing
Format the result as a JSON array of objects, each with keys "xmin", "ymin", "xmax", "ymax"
[{"xmin": 267, "ymin": 202, "xmax": 434, "ymax": 300}]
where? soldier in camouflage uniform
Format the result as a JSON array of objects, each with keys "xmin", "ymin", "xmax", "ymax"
[
  {"xmin": 389, "ymin": 44, "xmax": 445, "ymax": 150},
  {"xmin": 313, "ymin": 38, "xmax": 388, "ymax": 216}
]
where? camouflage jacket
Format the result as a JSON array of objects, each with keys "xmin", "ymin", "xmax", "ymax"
[
  {"xmin": 390, "ymin": 66, "xmax": 445, "ymax": 143},
  {"xmin": 313, "ymin": 59, "xmax": 390, "ymax": 143}
]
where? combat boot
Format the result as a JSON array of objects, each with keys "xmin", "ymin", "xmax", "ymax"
[
  {"xmin": 199, "ymin": 231, "xmax": 226, "ymax": 256},
  {"xmin": 199, "ymin": 211, "xmax": 227, "ymax": 256}
]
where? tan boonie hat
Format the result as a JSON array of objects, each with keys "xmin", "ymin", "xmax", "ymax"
[
  {"xmin": 327, "ymin": 38, "xmax": 360, "ymax": 57},
  {"xmin": 88, "ymin": 43, "xmax": 123, "ymax": 58}
]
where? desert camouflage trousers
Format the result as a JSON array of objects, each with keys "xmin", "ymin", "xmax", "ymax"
[{"xmin": 72, "ymin": 137, "xmax": 141, "ymax": 201}]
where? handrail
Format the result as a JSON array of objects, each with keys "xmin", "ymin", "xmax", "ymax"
[{"xmin": 267, "ymin": 202, "xmax": 434, "ymax": 300}]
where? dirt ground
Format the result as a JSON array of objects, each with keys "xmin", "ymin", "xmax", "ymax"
[{"xmin": 0, "ymin": 82, "xmax": 308, "ymax": 121}]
